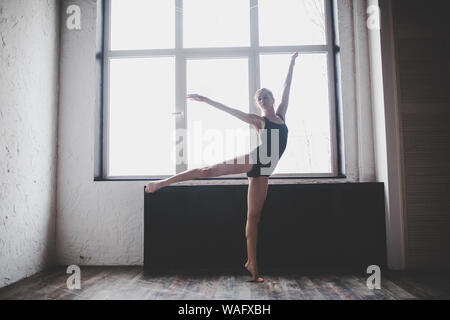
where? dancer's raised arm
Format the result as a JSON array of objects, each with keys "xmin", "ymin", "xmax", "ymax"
[
  {"xmin": 187, "ymin": 94, "xmax": 264, "ymax": 129},
  {"xmin": 276, "ymin": 52, "xmax": 299, "ymax": 120}
]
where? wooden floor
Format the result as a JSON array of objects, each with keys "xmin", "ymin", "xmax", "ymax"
[{"xmin": 1, "ymin": 267, "xmax": 449, "ymax": 300}]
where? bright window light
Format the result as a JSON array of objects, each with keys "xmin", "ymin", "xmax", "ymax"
[
  {"xmin": 183, "ymin": 0, "xmax": 250, "ymax": 48},
  {"xmin": 258, "ymin": 0, "xmax": 326, "ymax": 46},
  {"xmin": 260, "ymin": 53, "xmax": 332, "ymax": 174},
  {"xmin": 110, "ymin": 0, "xmax": 175, "ymax": 50},
  {"xmin": 186, "ymin": 58, "xmax": 251, "ymax": 168},
  {"xmin": 109, "ymin": 57, "xmax": 176, "ymax": 176},
  {"xmin": 103, "ymin": 0, "xmax": 338, "ymax": 178}
]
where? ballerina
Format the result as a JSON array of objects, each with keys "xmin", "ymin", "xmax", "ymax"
[{"xmin": 145, "ymin": 52, "xmax": 299, "ymax": 282}]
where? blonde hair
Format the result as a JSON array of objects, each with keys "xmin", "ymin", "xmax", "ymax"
[{"xmin": 254, "ymin": 88, "xmax": 274, "ymax": 105}]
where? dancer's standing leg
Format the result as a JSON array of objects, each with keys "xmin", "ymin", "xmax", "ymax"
[{"xmin": 245, "ymin": 176, "xmax": 269, "ymax": 282}]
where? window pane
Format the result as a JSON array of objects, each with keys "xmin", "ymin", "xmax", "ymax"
[
  {"xmin": 258, "ymin": 0, "xmax": 326, "ymax": 46},
  {"xmin": 259, "ymin": 53, "xmax": 332, "ymax": 174},
  {"xmin": 184, "ymin": 0, "xmax": 250, "ymax": 48},
  {"xmin": 109, "ymin": 57, "xmax": 175, "ymax": 176},
  {"xmin": 186, "ymin": 58, "xmax": 250, "ymax": 169},
  {"xmin": 110, "ymin": 0, "xmax": 175, "ymax": 50}
]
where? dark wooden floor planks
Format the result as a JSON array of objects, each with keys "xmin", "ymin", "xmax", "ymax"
[{"xmin": 0, "ymin": 267, "xmax": 449, "ymax": 300}]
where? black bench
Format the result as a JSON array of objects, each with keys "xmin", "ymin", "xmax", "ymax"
[{"xmin": 144, "ymin": 183, "xmax": 387, "ymax": 275}]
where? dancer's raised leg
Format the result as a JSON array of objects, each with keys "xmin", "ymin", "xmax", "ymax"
[
  {"xmin": 145, "ymin": 154, "xmax": 253, "ymax": 193},
  {"xmin": 245, "ymin": 176, "xmax": 269, "ymax": 282}
]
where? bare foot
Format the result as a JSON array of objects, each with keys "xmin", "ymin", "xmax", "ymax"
[
  {"xmin": 245, "ymin": 261, "xmax": 264, "ymax": 283},
  {"xmin": 144, "ymin": 182, "xmax": 162, "ymax": 193}
]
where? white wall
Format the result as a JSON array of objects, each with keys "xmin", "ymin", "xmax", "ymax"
[
  {"xmin": 0, "ymin": 0, "xmax": 60, "ymax": 288},
  {"xmin": 56, "ymin": 0, "xmax": 377, "ymax": 266},
  {"xmin": 57, "ymin": 0, "xmax": 143, "ymax": 266}
]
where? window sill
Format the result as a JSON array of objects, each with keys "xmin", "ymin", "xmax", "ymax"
[{"xmin": 94, "ymin": 175, "xmax": 349, "ymax": 185}]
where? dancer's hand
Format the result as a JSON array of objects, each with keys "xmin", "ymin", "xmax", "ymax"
[
  {"xmin": 291, "ymin": 52, "xmax": 299, "ymax": 65},
  {"xmin": 186, "ymin": 94, "xmax": 210, "ymax": 103}
]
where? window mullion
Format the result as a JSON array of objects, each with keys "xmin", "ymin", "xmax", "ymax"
[
  {"xmin": 325, "ymin": 0, "xmax": 339, "ymax": 175},
  {"xmin": 249, "ymin": 0, "xmax": 261, "ymax": 150},
  {"xmin": 249, "ymin": 0, "xmax": 261, "ymax": 114},
  {"xmin": 175, "ymin": 0, "xmax": 187, "ymax": 173},
  {"xmin": 103, "ymin": 0, "xmax": 112, "ymax": 178}
]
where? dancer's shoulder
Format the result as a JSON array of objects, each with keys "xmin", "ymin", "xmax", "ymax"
[{"xmin": 249, "ymin": 113, "xmax": 266, "ymax": 130}]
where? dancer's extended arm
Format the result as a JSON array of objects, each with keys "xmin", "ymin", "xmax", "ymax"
[
  {"xmin": 276, "ymin": 52, "xmax": 299, "ymax": 120},
  {"xmin": 187, "ymin": 94, "xmax": 264, "ymax": 129}
]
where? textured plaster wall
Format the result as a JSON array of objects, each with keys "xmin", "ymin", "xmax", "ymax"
[
  {"xmin": 0, "ymin": 0, "xmax": 60, "ymax": 288},
  {"xmin": 57, "ymin": 0, "xmax": 143, "ymax": 266},
  {"xmin": 56, "ymin": 0, "xmax": 376, "ymax": 266}
]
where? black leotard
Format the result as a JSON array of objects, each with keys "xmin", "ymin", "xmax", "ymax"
[{"xmin": 246, "ymin": 114, "xmax": 289, "ymax": 177}]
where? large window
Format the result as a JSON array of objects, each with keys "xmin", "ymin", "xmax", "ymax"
[{"xmin": 103, "ymin": 0, "xmax": 339, "ymax": 179}]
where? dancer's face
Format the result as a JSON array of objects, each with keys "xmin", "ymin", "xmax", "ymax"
[{"xmin": 257, "ymin": 91, "xmax": 274, "ymax": 111}]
